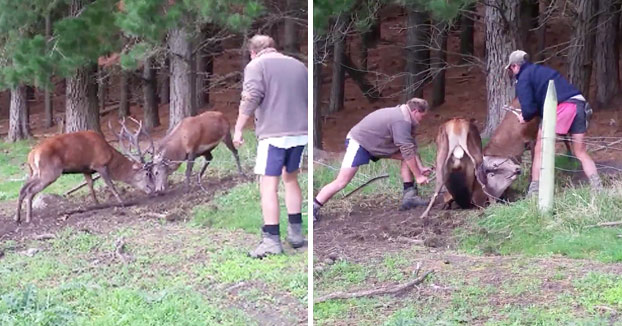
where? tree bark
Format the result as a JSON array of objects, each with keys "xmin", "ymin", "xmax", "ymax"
[
  {"xmin": 284, "ymin": 0, "xmax": 299, "ymax": 55},
  {"xmin": 519, "ymin": 0, "xmax": 536, "ymax": 51},
  {"xmin": 313, "ymin": 50, "xmax": 323, "ymax": 150},
  {"xmin": 483, "ymin": 0, "xmax": 521, "ymax": 137},
  {"xmin": 7, "ymin": 85, "xmax": 31, "ymax": 142},
  {"xmin": 66, "ymin": 64, "xmax": 100, "ymax": 133},
  {"xmin": 119, "ymin": 70, "xmax": 130, "ymax": 117},
  {"xmin": 328, "ymin": 16, "xmax": 347, "ymax": 113},
  {"xmin": 404, "ymin": 4, "xmax": 428, "ymax": 100},
  {"xmin": 459, "ymin": 3, "xmax": 476, "ymax": 62},
  {"xmin": 432, "ymin": 22, "xmax": 448, "ymax": 108},
  {"xmin": 168, "ymin": 26, "xmax": 193, "ymax": 131},
  {"xmin": 195, "ymin": 47, "xmax": 206, "ymax": 110},
  {"xmin": 595, "ymin": 0, "xmax": 619, "ymax": 107},
  {"xmin": 360, "ymin": 21, "xmax": 380, "ymax": 71},
  {"xmin": 142, "ymin": 56, "xmax": 160, "ymax": 131},
  {"xmin": 44, "ymin": 12, "xmax": 54, "ymax": 128},
  {"xmin": 568, "ymin": 0, "xmax": 597, "ymax": 97},
  {"xmin": 98, "ymin": 66, "xmax": 107, "ymax": 112},
  {"xmin": 158, "ymin": 58, "xmax": 170, "ymax": 104},
  {"xmin": 205, "ymin": 55, "xmax": 213, "ymax": 106}
]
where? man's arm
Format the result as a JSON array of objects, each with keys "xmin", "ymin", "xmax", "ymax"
[
  {"xmin": 516, "ymin": 72, "xmax": 538, "ymax": 122},
  {"xmin": 234, "ymin": 61, "xmax": 264, "ymax": 146},
  {"xmin": 392, "ymin": 122, "xmax": 429, "ymax": 184}
]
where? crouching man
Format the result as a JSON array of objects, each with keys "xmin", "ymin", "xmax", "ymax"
[{"xmin": 313, "ymin": 98, "xmax": 432, "ymax": 220}]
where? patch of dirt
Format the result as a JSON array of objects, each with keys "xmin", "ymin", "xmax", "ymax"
[
  {"xmin": 0, "ymin": 174, "xmax": 252, "ymax": 243},
  {"xmin": 313, "ymin": 197, "xmax": 472, "ymax": 262}
]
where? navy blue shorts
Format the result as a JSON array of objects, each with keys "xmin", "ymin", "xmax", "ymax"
[
  {"xmin": 341, "ymin": 138, "xmax": 378, "ymax": 168},
  {"xmin": 255, "ymin": 142, "xmax": 305, "ymax": 176}
]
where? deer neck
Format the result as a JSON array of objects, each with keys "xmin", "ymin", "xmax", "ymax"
[
  {"xmin": 159, "ymin": 139, "xmax": 185, "ymax": 171},
  {"xmin": 108, "ymin": 150, "xmax": 137, "ymax": 183}
]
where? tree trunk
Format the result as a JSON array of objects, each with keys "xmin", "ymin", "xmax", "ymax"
[
  {"xmin": 313, "ymin": 48, "xmax": 324, "ymax": 149},
  {"xmin": 168, "ymin": 26, "xmax": 193, "ymax": 131},
  {"xmin": 158, "ymin": 58, "xmax": 170, "ymax": 104},
  {"xmin": 459, "ymin": 3, "xmax": 476, "ymax": 62},
  {"xmin": 404, "ymin": 4, "xmax": 428, "ymax": 100},
  {"xmin": 7, "ymin": 85, "xmax": 31, "ymax": 142},
  {"xmin": 66, "ymin": 64, "xmax": 100, "ymax": 133},
  {"xmin": 242, "ymin": 34, "xmax": 250, "ymax": 71},
  {"xmin": 595, "ymin": 0, "xmax": 618, "ymax": 107},
  {"xmin": 535, "ymin": 0, "xmax": 548, "ymax": 61},
  {"xmin": 44, "ymin": 12, "xmax": 54, "ymax": 128},
  {"xmin": 483, "ymin": 0, "xmax": 521, "ymax": 137},
  {"xmin": 328, "ymin": 16, "xmax": 347, "ymax": 113},
  {"xmin": 195, "ymin": 48, "xmax": 206, "ymax": 110},
  {"xmin": 360, "ymin": 21, "xmax": 380, "ymax": 71},
  {"xmin": 143, "ymin": 56, "xmax": 160, "ymax": 131},
  {"xmin": 119, "ymin": 70, "xmax": 130, "ymax": 117},
  {"xmin": 519, "ymin": 0, "xmax": 536, "ymax": 51},
  {"xmin": 284, "ymin": 0, "xmax": 299, "ymax": 55},
  {"xmin": 432, "ymin": 22, "xmax": 448, "ymax": 108},
  {"xmin": 205, "ymin": 55, "xmax": 213, "ymax": 106},
  {"xmin": 568, "ymin": 0, "xmax": 597, "ymax": 97},
  {"xmin": 98, "ymin": 66, "xmax": 107, "ymax": 112}
]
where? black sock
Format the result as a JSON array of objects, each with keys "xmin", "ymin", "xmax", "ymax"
[
  {"xmin": 314, "ymin": 198, "xmax": 323, "ymax": 206},
  {"xmin": 262, "ymin": 224, "xmax": 280, "ymax": 236},
  {"xmin": 288, "ymin": 213, "xmax": 302, "ymax": 224},
  {"xmin": 403, "ymin": 182, "xmax": 414, "ymax": 190}
]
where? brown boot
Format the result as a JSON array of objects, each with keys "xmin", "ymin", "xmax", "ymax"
[
  {"xmin": 400, "ymin": 187, "xmax": 428, "ymax": 210},
  {"xmin": 249, "ymin": 232, "xmax": 283, "ymax": 259}
]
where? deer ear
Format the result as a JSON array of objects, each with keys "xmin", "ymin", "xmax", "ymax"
[{"xmin": 132, "ymin": 163, "xmax": 141, "ymax": 170}]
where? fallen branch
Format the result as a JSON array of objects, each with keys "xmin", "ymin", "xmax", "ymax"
[
  {"xmin": 342, "ymin": 174, "xmax": 389, "ymax": 199},
  {"xmin": 589, "ymin": 139, "xmax": 622, "ymax": 153},
  {"xmin": 61, "ymin": 199, "xmax": 140, "ymax": 216},
  {"xmin": 314, "ymin": 270, "xmax": 433, "ymax": 303},
  {"xmin": 64, "ymin": 175, "xmax": 101, "ymax": 196},
  {"xmin": 33, "ymin": 233, "xmax": 56, "ymax": 241},
  {"xmin": 587, "ymin": 221, "xmax": 622, "ymax": 228},
  {"xmin": 395, "ymin": 236, "xmax": 425, "ymax": 246}
]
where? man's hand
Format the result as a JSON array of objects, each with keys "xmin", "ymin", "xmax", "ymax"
[
  {"xmin": 415, "ymin": 175, "xmax": 429, "ymax": 185},
  {"xmin": 233, "ymin": 130, "xmax": 244, "ymax": 148},
  {"xmin": 420, "ymin": 166, "xmax": 433, "ymax": 176}
]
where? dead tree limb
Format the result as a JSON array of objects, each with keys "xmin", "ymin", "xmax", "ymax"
[
  {"xmin": 342, "ymin": 174, "xmax": 389, "ymax": 199},
  {"xmin": 314, "ymin": 270, "xmax": 433, "ymax": 303},
  {"xmin": 65, "ymin": 175, "xmax": 101, "ymax": 196},
  {"xmin": 342, "ymin": 54, "xmax": 381, "ymax": 101},
  {"xmin": 589, "ymin": 139, "xmax": 622, "ymax": 153},
  {"xmin": 587, "ymin": 221, "xmax": 622, "ymax": 228}
]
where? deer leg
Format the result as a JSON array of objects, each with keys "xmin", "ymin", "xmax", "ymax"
[
  {"xmin": 24, "ymin": 177, "xmax": 56, "ymax": 224},
  {"xmin": 16, "ymin": 178, "xmax": 36, "ymax": 224},
  {"xmin": 197, "ymin": 152, "xmax": 213, "ymax": 192},
  {"xmin": 185, "ymin": 153, "xmax": 197, "ymax": 191},
  {"xmin": 223, "ymin": 131, "xmax": 243, "ymax": 175},
  {"xmin": 98, "ymin": 168, "xmax": 123, "ymax": 204},
  {"xmin": 83, "ymin": 173, "xmax": 99, "ymax": 205}
]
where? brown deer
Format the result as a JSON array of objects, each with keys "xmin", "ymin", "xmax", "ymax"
[
  {"xmin": 152, "ymin": 111, "xmax": 242, "ymax": 192},
  {"xmin": 16, "ymin": 120, "xmax": 154, "ymax": 224}
]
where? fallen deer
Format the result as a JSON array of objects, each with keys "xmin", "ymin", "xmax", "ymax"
[
  {"xmin": 16, "ymin": 121, "xmax": 154, "ymax": 224},
  {"xmin": 152, "ymin": 111, "xmax": 243, "ymax": 192}
]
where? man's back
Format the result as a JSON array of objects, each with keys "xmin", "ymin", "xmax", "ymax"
[{"xmin": 244, "ymin": 51, "xmax": 307, "ymax": 139}]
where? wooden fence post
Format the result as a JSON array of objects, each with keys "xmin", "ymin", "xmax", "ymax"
[{"xmin": 538, "ymin": 80, "xmax": 557, "ymax": 213}]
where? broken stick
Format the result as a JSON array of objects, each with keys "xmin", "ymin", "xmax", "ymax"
[
  {"xmin": 586, "ymin": 221, "xmax": 622, "ymax": 228},
  {"xmin": 65, "ymin": 175, "xmax": 101, "ymax": 196},
  {"xmin": 314, "ymin": 270, "xmax": 433, "ymax": 303},
  {"xmin": 342, "ymin": 174, "xmax": 389, "ymax": 199}
]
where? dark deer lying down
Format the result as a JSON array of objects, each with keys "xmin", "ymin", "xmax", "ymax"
[
  {"xmin": 152, "ymin": 111, "xmax": 243, "ymax": 192},
  {"xmin": 16, "ymin": 121, "xmax": 154, "ymax": 224}
]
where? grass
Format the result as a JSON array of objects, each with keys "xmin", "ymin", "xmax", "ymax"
[
  {"xmin": 0, "ymin": 131, "xmax": 308, "ymax": 325},
  {"xmin": 458, "ymin": 182, "xmax": 622, "ymax": 262}
]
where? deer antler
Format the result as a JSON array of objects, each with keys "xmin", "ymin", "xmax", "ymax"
[
  {"xmin": 112, "ymin": 118, "xmax": 144, "ymax": 163},
  {"xmin": 127, "ymin": 116, "xmax": 155, "ymax": 159}
]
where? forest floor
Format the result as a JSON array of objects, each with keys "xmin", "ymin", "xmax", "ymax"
[
  {"xmin": 314, "ymin": 9, "xmax": 622, "ymax": 325},
  {"xmin": 0, "ymin": 131, "xmax": 309, "ymax": 326}
]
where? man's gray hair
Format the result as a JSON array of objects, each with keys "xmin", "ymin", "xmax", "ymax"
[
  {"xmin": 248, "ymin": 35, "xmax": 276, "ymax": 53},
  {"xmin": 406, "ymin": 98, "xmax": 429, "ymax": 112}
]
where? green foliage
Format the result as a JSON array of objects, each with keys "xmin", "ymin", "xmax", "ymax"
[
  {"xmin": 0, "ymin": 286, "xmax": 76, "ymax": 326},
  {"xmin": 458, "ymin": 183, "xmax": 622, "ymax": 262}
]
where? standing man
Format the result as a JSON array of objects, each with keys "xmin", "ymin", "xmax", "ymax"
[
  {"xmin": 506, "ymin": 50, "xmax": 602, "ymax": 194},
  {"xmin": 233, "ymin": 35, "xmax": 308, "ymax": 258},
  {"xmin": 313, "ymin": 98, "xmax": 432, "ymax": 220}
]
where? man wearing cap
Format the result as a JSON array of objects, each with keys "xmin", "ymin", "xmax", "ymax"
[
  {"xmin": 313, "ymin": 98, "xmax": 432, "ymax": 220},
  {"xmin": 505, "ymin": 50, "xmax": 602, "ymax": 194}
]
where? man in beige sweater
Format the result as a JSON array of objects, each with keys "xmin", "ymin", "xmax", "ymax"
[
  {"xmin": 233, "ymin": 35, "xmax": 308, "ymax": 258},
  {"xmin": 314, "ymin": 98, "xmax": 431, "ymax": 221}
]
